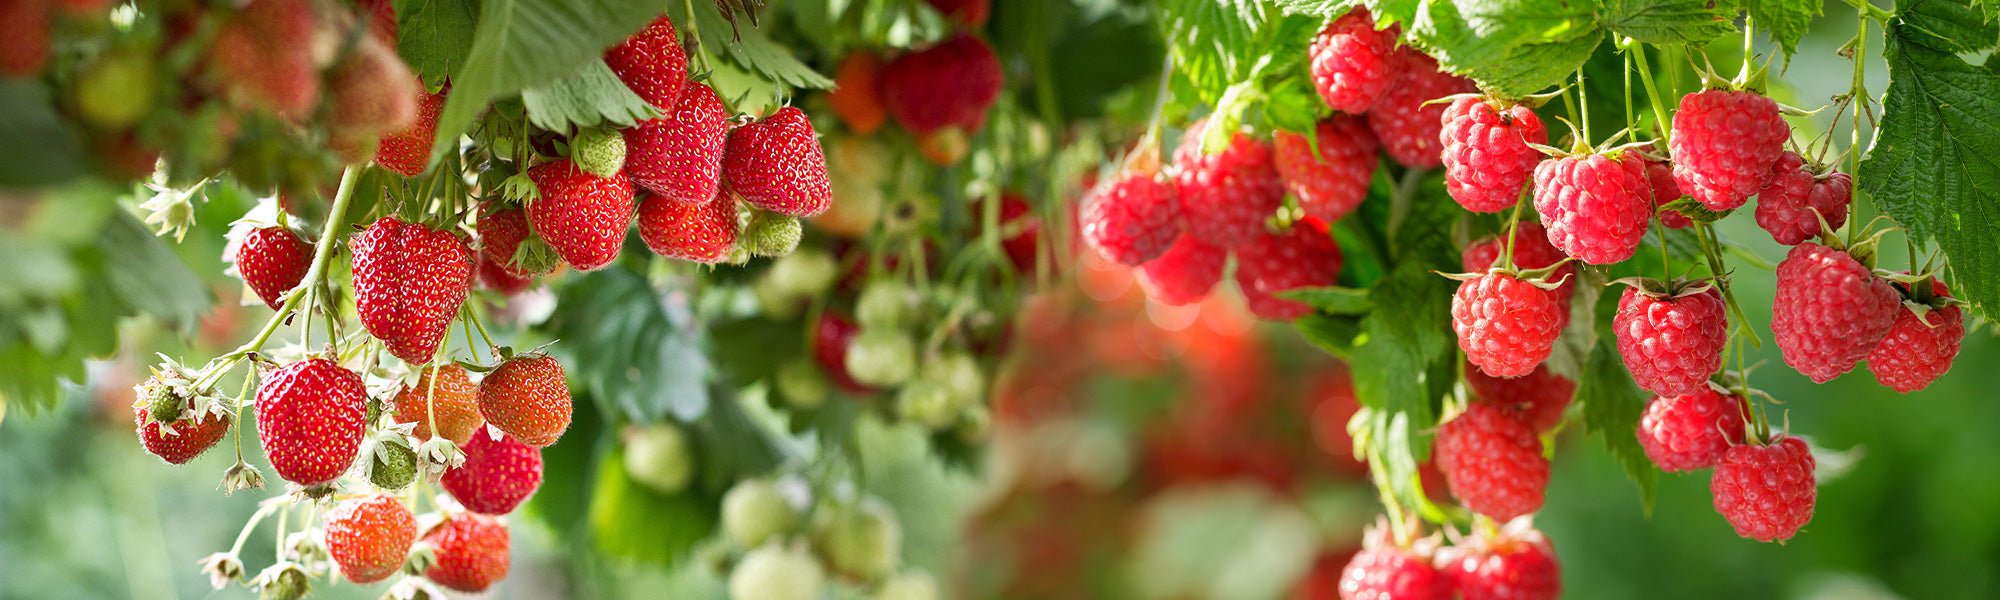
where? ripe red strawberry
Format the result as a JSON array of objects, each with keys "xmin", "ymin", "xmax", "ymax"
[
  {"xmin": 1614, "ymin": 285, "xmax": 1727, "ymax": 398},
  {"xmin": 1235, "ymin": 219, "xmax": 1344, "ymax": 320},
  {"xmin": 1445, "ymin": 524, "xmax": 1561, "ymax": 600},
  {"xmin": 351, "ymin": 217, "xmax": 473, "ymax": 364},
  {"xmin": 625, "ymin": 79, "xmax": 729, "ymax": 205},
  {"xmin": 1866, "ymin": 277, "xmax": 1964, "ymax": 392},
  {"xmin": 1754, "ymin": 151, "xmax": 1852, "ymax": 246},
  {"xmin": 424, "ymin": 512, "xmax": 511, "ymax": 592},
  {"xmin": 208, "ymin": 0, "xmax": 320, "ymax": 120},
  {"xmin": 1367, "ymin": 50, "xmax": 1475, "ymax": 168},
  {"xmin": 324, "ymin": 494, "xmax": 417, "ymax": 583},
  {"xmin": 1080, "ymin": 172, "xmax": 1182, "ymax": 266},
  {"xmin": 1636, "ymin": 385, "xmax": 1747, "ymax": 472},
  {"xmin": 1711, "ymin": 435, "xmax": 1816, "ymax": 542},
  {"xmin": 1172, "ymin": 120, "xmax": 1284, "ymax": 249},
  {"xmin": 829, "ymin": 52, "xmax": 888, "ymax": 135},
  {"xmin": 813, "ymin": 312, "xmax": 876, "ymax": 394},
  {"xmin": 392, "ymin": 364, "xmax": 484, "ymax": 444},
  {"xmin": 0, "ymin": 0, "xmax": 51, "ymax": 77},
  {"xmin": 325, "ymin": 36, "xmax": 420, "ymax": 164},
  {"xmin": 256, "ymin": 358, "xmax": 368, "ymax": 487},
  {"xmin": 376, "ymin": 83, "xmax": 446, "ymax": 177},
  {"xmin": 1435, "ymin": 403, "xmax": 1548, "ymax": 521},
  {"xmin": 1531, "ymin": 149, "xmax": 1652, "ymax": 264},
  {"xmin": 525, "ymin": 158, "xmax": 635, "ymax": 271},
  {"xmin": 1772, "ymin": 242, "xmax": 1901, "ymax": 383},
  {"xmin": 1460, "ymin": 222, "xmax": 1575, "ymax": 328},
  {"xmin": 925, "ymin": 0, "xmax": 990, "ymax": 27},
  {"xmin": 1307, "ymin": 7, "xmax": 1399, "ymax": 114},
  {"xmin": 1670, "ymin": 89, "xmax": 1790, "ymax": 210},
  {"xmin": 1273, "ymin": 115, "xmax": 1379, "ymax": 223},
  {"xmin": 1451, "ymin": 272, "xmax": 1565, "ymax": 378},
  {"xmin": 355, "ymin": 0, "xmax": 396, "ymax": 45},
  {"xmin": 987, "ymin": 192, "xmax": 1042, "ymax": 275},
  {"xmin": 441, "ymin": 430, "xmax": 544, "ymax": 514},
  {"xmin": 638, "ymin": 190, "xmax": 740, "ymax": 263},
  {"xmin": 235, "ymin": 226, "xmax": 312, "ymax": 311},
  {"xmin": 723, "ymin": 107, "xmax": 834, "ymax": 217},
  {"xmin": 134, "ymin": 404, "xmax": 231, "ymax": 465},
  {"xmin": 882, "ymin": 33, "xmax": 1003, "ymax": 136},
  {"xmin": 1337, "ymin": 529, "xmax": 1452, "ymax": 600},
  {"xmin": 477, "ymin": 353, "xmax": 571, "ymax": 447},
  {"xmin": 1442, "ymin": 97, "xmax": 1549, "ymax": 213},
  {"xmin": 1464, "ymin": 361, "xmax": 1574, "ymax": 432},
  {"xmin": 1136, "ymin": 234, "xmax": 1227, "ymax": 306},
  {"xmin": 604, "ymin": 15, "xmax": 687, "ymax": 110},
  {"xmin": 1645, "ymin": 158, "xmax": 1692, "ymax": 228}
]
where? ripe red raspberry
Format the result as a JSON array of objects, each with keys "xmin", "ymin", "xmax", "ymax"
[
  {"xmin": 134, "ymin": 404, "xmax": 231, "ymax": 465},
  {"xmin": 1305, "ymin": 368, "xmax": 1366, "ymax": 477},
  {"xmin": 724, "ymin": 107, "xmax": 833, "ymax": 217},
  {"xmin": 1772, "ymin": 242, "xmax": 1901, "ymax": 383},
  {"xmin": 1645, "ymin": 158, "xmax": 1692, "ymax": 228},
  {"xmin": 1670, "ymin": 89, "xmax": 1790, "ymax": 210},
  {"xmin": 526, "ymin": 158, "xmax": 635, "ymax": 272},
  {"xmin": 1866, "ymin": 278, "xmax": 1964, "ymax": 392},
  {"xmin": 234, "ymin": 225, "xmax": 312, "ymax": 311},
  {"xmin": 256, "ymin": 357, "xmax": 368, "ymax": 487},
  {"xmin": 639, "ymin": 190, "xmax": 741, "ymax": 263},
  {"xmin": 1307, "ymin": 7, "xmax": 1399, "ymax": 114},
  {"xmin": 1273, "ymin": 115, "xmax": 1379, "ymax": 223},
  {"xmin": 1531, "ymin": 150, "xmax": 1652, "ymax": 264},
  {"xmin": 1434, "ymin": 403, "xmax": 1549, "ymax": 521},
  {"xmin": 1080, "ymin": 172, "xmax": 1182, "ymax": 266},
  {"xmin": 1614, "ymin": 286, "xmax": 1727, "ymax": 398},
  {"xmin": 1464, "ymin": 361, "xmax": 1573, "ymax": 432},
  {"xmin": 324, "ymin": 494, "xmax": 417, "ymax": 584},
  {"xmin": 441, "ymin": 429, "xmax": 544, "ymax": 515},
  {"xmin": 1136, "ymin": 234, "xmax": 1227, "ymax": 306},
  {"xmin": 1441, "ymin": 97, "xmax": 1549, "ymax": 213},
  {"xmin": 424, "ymin": 512, "xmax": 510, "ymax": 592},
  {"xmin": 1460, "ymin": 222, "xmax": 1575, "ymax": 327},
  {"xmin": 350, "ymin": 217, "xmax": 473, "ymax": 364},
  {"xmin": 1636, "ymin": 385, "xmax": 1747, "ymax": 472},
  {"xmin": 604, "ymin": 15, "xmax": 686, "ymax": 110},
  {"xmin": 1754, "ymin": 151, "xmax": 1852, "ymax": 246},
  {"xmin": 1235, "ymin": 219, "xmax": 1344, "ymax": 320},
  {"xmin": 1445, "ymin": 524, "xmax": 1561, "ymax": 600},
  {"xmin": 1172, "ymin": 121, "xmax": 1284, "ymax": 249},
  {"xmin": 1711, "ymin": 435, "xmax": 1816, "ymax": 542},
  {"xmin": 1367, "ymin": 51, "xmax": 1475, "ymax": 168},
  {"xmin": 1337, "ymin": 530, "xmax": 1452, "ymax": 600},
  {"xmin": 375, "ymin": 83, "xmax": 446, "ymax": 177},
  {"xmin": 624, "ymin": 80, "xmax": 729, "ymax": 205},
  {"xmin": 813, "ymin": 312, "xmax": 876, "ymax": 394},
  {"xmin": 477, "ymin": 353, "xmax": 572, "ymax": 447},
  {"xmin": 391, "ymin": 364, "xmax": 484, "ymax": 444},
  {"xmin": 1451, "ymin": 273, "xmax": 1565, "ymax": 378},
  {"xmin": 882, "ymin": 33, "xmax": 1003, "ymax": 136}
]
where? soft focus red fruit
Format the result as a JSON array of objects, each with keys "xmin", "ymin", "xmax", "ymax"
[
  {"xmin": 1712, "ymin": 435, "xmax": 1816, "ymax": 542},
  {"xmin": 1367, "ymin": 51, "xmax": 1475, "ymax": 168},
  {"xmin": 625, "ymin": 80, "xmax": 729, "ymax": 205},
  {"xmin": 882, "ymin": 34, "xmax": 1003, "ymax": 136},
  {"xmin": 1441, "ymin": 97, "xmax": 1548, "ymax": 213},
  {"xmin": 813, "ymin": 313, "xmax": 876, "ymax": 394},
  {"xmin": 1274, "ymin": 116, "xmax": 1379, "ymax": 223},
  {"xmin": 925, "ymin": 0, "xmax": 991, "ymax": 27},
  {"xmin": 477, "ymin": 204, "xmax": 542, "ymax": 276},
  {"xmin": 1670, "ymin": 89, "xmax": 1790, "ymax": 211},
  {"xmin": 1771, "ymin": 242, "xmax": 1901, "ymax": 383},
  {"xmin": 1235, "ymin": 219, "xmax": 1344, "ymax": 320},
  {"xmin": 324, "ymin": 494, "xmax": 417, "ymax": 584},
  {"xmin": 1136, "ymin": 234, "xmax": 1227, "ymax": 306},
  {"xmin": 0, "ymin": 0, "xmax": 52, "ymax": 77},
  {"xmin": 355, "ymin": 0, "xmax": 397, "ymax": 45},
  {"xmin": 325, "ymin": 37, "xmax": 420, "ymax": 164},
  {"xmin": 829, "ymin": 52, "xmax": 889, "ymax": 134},
  {"xmin": 376, "ymin": 83, "xmax": 446, "ymax": 177},
  {"xmin": 235, "ymin": 226, "xmax": 313, "ymax": 311},
  {"xmin": 1636, "ymin": 385, "xmax": 1747, "ymax": 472},
  {"xmin": 526, "ymin": 159, "xmax": 635, "ymax": 271},
  {"xmin": 256, "ymin": 358, "xmax": 368, "ymax": 487},
  {"xmin": 424, "ymin": 512, "xmax": 511, "ymax": 592},
  {"xmin": 477, "ymin": 353, "xmax": 572, "ymax": 447},
  {"xmin": 1308, "ymin": 7, "xmax": 1399, "ymax": 114},
  {"xmin": 1080, "ymin": 172, "xmax": 1182, "ymax": 266},
  {"xmin": 604, "ymin": 15, "xmax": 687, "ymax": 110},
  {"xmin": 1434, "ymin": 403, "xmax": 1549, "ymax": 521},
  {"xmin": 350, "ymin": 217, "xmax": 473, "ymax": 364},
  {"xmin": 724, "ymin": 107, "xmax": 834, "ymax": 217},
  {"xmin": 209, "ymin": 0, "xmax": 320, "ymax": 120},
  {"xmin": 1172, "ymin": 120, "xmax": 1284, "ymax": 249},
  {"xmin": 442, "ymin": 430, "xmax": 544, "ymax": 515}
]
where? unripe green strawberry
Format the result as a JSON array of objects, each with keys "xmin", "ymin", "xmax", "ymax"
[
  {"xmin": 74, "ymin": 49, "xmax": 156, "ymax": 129},
  {"xmin": 368, "ymin": 437, "xmax": 418, "ymax": 490},
  {"xmin": 730, "ymin": 543, "xmax": 826, "ymax": 600},
  {"xmin": 572, "ymin": 128, "xmax": 627, "ymax": 179},
  {"xmin": 810, "ymin": 497, "xmax": 903, "ymax": 581},
  {"xmin": 875, "ymin": 570, "xmax": 940, "ymax": 600},
  {"xmin": 844, "ymin": 330, "xmax": 917, "ymax": 387},
  {"xmin": 746, "ymin": 212, "xmax": 803, "ymax": 257},
  {"xmin": 856, "ymin": 280, "xmax": 919, "ymax": 330},
  {"xmin": 722, "ymin": 479, "xmax": 801, "ymax": 548},
  {"xmin": 775, "ymin": 359, "xmax": 829, "ymax": 409},
  {"xmin": 764, "ymin": 248, "xmax": 839, "ymax": 297},
  {"xmin": 894, "ymin": 378, "xmax": 960, "ymax": 430},
  {"xmin": 926, "ymin": 351, "xmax": 984, "ymax": 406},
  {"xmin": 622, "ymin": 422, "xmax": 694, "ymax": 495}
]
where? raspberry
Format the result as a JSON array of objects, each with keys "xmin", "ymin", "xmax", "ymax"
[
  {"xmin": 624, "ymin": 80, "xmax": 729, "ymax": 205},
  {"xmin": 1235, "ymin": 219, "xmax": 1344, "ymax": 320},
  {"xmin": 1772, "ymin": 242, "xmax": 1901, "ymax": 383},
  {"xmin": 1669, "ymin": 89, "xmax": 1790, "ymax": 210},
  {"xmin": 1367, "ymin": 50, "xmax": 1475, "ymax": 168},
  {"xmin": 1613, "ymin": 286, "xmax": 1727, "ymax": 398},
  {"xmin": 1172, "ymin": 120, "xmax": 1284, "ymax": 249},
  {"xmin": 1754, "ymin": 151, "xmax": 1852, "ymax": 246},
  {"xmin": 1273, "ymin": 115, "xmax": 1379, "ymax": 223},
  {"xmin": 1531, "ymin": 150, "xmax": 1652, "ymax": 264},
  {"xmin": 1307, "ymin": 7, "xmax": 1399, "ymax": 114},
  {"xmin": 1337, "ymin": 530, "xmax": 1452, "ymax": 600},
  {"xmin": 1636, "ymin": 385, "xmax": 1747, "ymax": 472},
  {"xmin": 1451, "ymin": 272, "xmax": 1565, "ymax": 378},
  {"xmin": 1434, "ymin": 403, "xmax": 1549, "ymax": 521},
  {"xmin": 1460, "ymin": 222, "xmax": 1575, "ymax": 327},
  {"xmin": 1711, "ymin": 435, "xmax": 1816, "ymax": 542},
  {"xmin": 1441, "ymin": 97, "xmax": 1549, "ymax": 213},
  {"xmin": 604, "ymin": 15, "xmax": 687, "ymax": 110},
  {"xmin": 1866, "ymin": 278, "xmax": 1964, "ymax": 392},
  {"xmin": 1645, "ymin": 158, "xmax": 1692, "ymax": 228},
  {"xmin": 1079, "ymin": 172, "xmax": 1183, "ymax": 266},
  {"xmin": 1445, "ymin": 524, "xmax": 1561, "ymax": 600},
  {"xmin": 1135, "ymin": 234, "xmax": 1227, "ymax": 306},
  {"xmin": 1464, "ymin": 361, "xmax": 1573, "ymax": 432}
]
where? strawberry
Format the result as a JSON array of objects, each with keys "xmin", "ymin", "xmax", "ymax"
[
  {"xmin": 624, "ymin": 80, "xmax": 729, "ymax": 205},
  {"xmin": 208, "ymin": 0, "xmax": 320, "ymax": 120},
  {"xmin": 477, "ymin": 353, "xmax": 572, "ymax": 447},
  {"xmin": 723, "ymin": 107, "xmax": 834, "ymax": 217},
  {"xmin": 604, "ymin": 15, "xmax": 687, "ymax": 110},
  {"xmin": 638, "ymin": 190, "xmax": 741, "ymax": 263},
  {"xmin": 355, "ymin": 0, "xmax": 397, "ymax": 45},
  {"xmin": 829, "ymin": 51, "xmax": 889, "ymax": 135},
  {"xmin": 925, "ymin": 0, "xmax": 991, "ymax": 27},
  {"xmin": 134, "ymin": 404, "xmax": 231, "ymax": 465},
  {"xmin": 813, "ymin": 312, "xmax": 877, "ymax": 395},
  {"xmin": 351, "ymin": 217, "xmax": 473, "ymax": 365},
  {"xmin": 391, "ymin": 364, "xmax": 485, "ymax": 444},
  {"xmin": 325, "ymin": 32, "xmax": 420, "ymax": 164},
  {"xmin": 476, "ymin": 203, "xmax": 551, "ymax": 276},
  {"xmin": 882, "ymin": 34, "xmax": 1003, "ymax": 138},
  {"xmin": 477, "ymin": 255, "xmax": 534, "ymax": 295},
  {"xmin": 324, "ymin": 494, "xmax": 417, "ymax": 584},
  {"xmin": 440, "ymin": 429, "xmax": 544, "ymax": 515},
  {"xmin": 375, "ymin": 83, "xmax": 447, "ymax": 177},
  {"xmin": 0, "ymin": 0, "xmax": 51, "ymax": 77},
  {"xmin": 525, "ymin": 158, "xmax": 636, "ymax": 271},
  {"xmin": 424, "ymin": 512, "xmax": 511, "ymax": 592},
  {"xmin": 234, "ymin": 225, "xmax": 313, "ymax": 311},
  {"xmin": 256, "ymin": 358, "xmax": 368, "ymax": 487}
]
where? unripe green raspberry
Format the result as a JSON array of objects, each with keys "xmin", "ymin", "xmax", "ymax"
[
  {"xmin": 845, "ymin": 329, "xmax": 917, "ymax": 387},
  {"xmin": 572, "ymin": 128, "xmax": 627, "ymax": 178}
]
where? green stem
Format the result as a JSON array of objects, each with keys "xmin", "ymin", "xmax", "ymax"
[
  {"xmin": 1502, "ymin": 198, "xmax": 1526, "ymax": 270},
  {"xmin": 226, "ymin": 501, "xmax": 280, "ymax": 556},
  {"xmin": 1633, "ymin": 43, "xmax": 1674, "ymax": 142},
  {"xmin": 231, "ymin": 372, "xmax": 254, "ymax": 462},
  {"xmin": 466, "ymin": 307, "xmax": 498, "ymax": 356},
  {"xmin": 1576, "ymin": 68, "xmax": 1592, "ymax": 143}
]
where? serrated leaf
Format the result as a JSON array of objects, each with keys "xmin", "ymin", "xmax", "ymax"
[
  {"xmin": 521, "ymin": 59, "xmax": 659, "ymax": 131},
  {"xmin": 1894, "ymin": 0, "xmax": 2000, "ymax": 52},
  {"xmin": 686, "ymin": 384, "xmax": 786, "ymax": 495},
  {"xmin": 1348, "ymin": 261, "xmax": 1454, "ymax": 430},
  {"xmin": 543, "ymin": 267, "xmax": 714, "ymax": 423},
  {"xmin": 1282, "ymin": 286, "xmax": 1375, "ymax": 315},
  {"xmin": 1270, "ymin": 0, "xmax": 1359, "ymax": 18},
  {"xmin": 683, "ymin": 0, "xmax": 834, "ymax": 90},
  {"xmin": 1454, "ymin": 32, "xmax": 1603, "ymax": 97},
  {"xmin": 1577, "ymin": 337, "xmax": 1657, "ymax": 512},
  {"xmin": 1409, "ymin": 0, "xmax": 1599, "ymax": 96},
  {"xmin": 1263, "ymin": 73, "xmax": 1325, "ymax": 135},
  {"xmin": 1296, "ymin": 313, "xmax": 1364, "ymax": 357},
  {"xmin": 1860, "ymin": 1, "xmax": 2000, "ymax": 318},
  {"xmin": 1637, "ymin": 224, "xmax": 1706, "ymax": 264},
  {"xmin": 1746, "ymin": 0, "xmax": 1818, "ymax": 55},
  {"xmin": 1603, "ymin": 0, "xmax": 1742, "ymax": 45},
  {"xmin": 395, "ymin": 0, "xmax": 479, "ymax": 84}
]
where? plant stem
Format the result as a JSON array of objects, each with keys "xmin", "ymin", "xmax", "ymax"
[
  {"xmin": 1632, "ymin": 43, "xmax": 1674, "ymax": 142},
  {"xmin": 226, "ymin": 501, "xmax": 281, "ymax": 556},
  {"xmin": 203, "ymin": 167, "xmax": 362, "ymax": 387}
]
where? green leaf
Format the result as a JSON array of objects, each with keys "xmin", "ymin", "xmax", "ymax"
[
  {"xmin": 1893, "ymin": 0, "xmax": 2000, "ymax": 53},
  {"xmin": 1860, "ymin": 0, "xmax": 2000, "ymax": 318},
  {"xmin": 1296, "ymin": 313, "xmax": 1364, "ymax": 357},
  {"xmin": 1637, "ymin": 224, "xmax": 1705, "ymax": 264},
  {"xmin": 1160, "ymin": 0, "xmax": 1269, "ymax": 102},
  {"xmin": 1746, "ymin": 0, "xmax": 1818, "ymax": 55},
  {"xmin": 1577, "ymin": 337, "xmax": 1657, "ymax": 512},
  {"xmin": 588, "ymin": 445, "xmax": 716, "ymax": 563},
  {"xmin": 0, "ymin": 80, "xmax": 87, "ymax": 187},
  {"xmin": 1270, "ymin": 0, "xmax": 1358, "ymax": 18},
  {"xmin": 682, "ymin": 0, "xmax": 834, "ymax": 90},
  {"xmin": 686, "ymin": 384, "xmax": 786, "ymax": 495},
  {"xmin": 543, "ymin": 267, "xmax": 714, "ymax": 423},
  {"xmin": 1406, "ymin": 0, "xmax": 1599, "ymax": 96},
  {"xmin": 1281, "ymin": 286, "xmax": 1375, "ymax": 315},
  {"xmin": 87, "ymin": 213, "xmax": 211, "ymax": 331},
  {"xmin": 395, "ymin": 0, "xmax": 479, "ymax": 84},
  {"xmin": 1603, "ymin": 0, "xmax": 1742, "ymax": 45},
  {"xmin": 1348, "ymin": 261, "xmax": 1454, "ymax": 433},
  {"xmin": 1453, "ymin": 32, "xmax": 1603, "ymax": 97},
  {"xmin": 522, "ymin": 59, "xmax": 660, "ymax": 132}
]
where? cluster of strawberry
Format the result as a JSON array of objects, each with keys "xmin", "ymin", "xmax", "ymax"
[{"xmin": 825, "ymin": 0, "xmax": 1001, "ymax": 167}]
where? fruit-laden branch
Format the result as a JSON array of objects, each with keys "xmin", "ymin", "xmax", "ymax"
[{"xmin": 213, "ymin": 167, "xmax": 362, "ymax": 371}]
